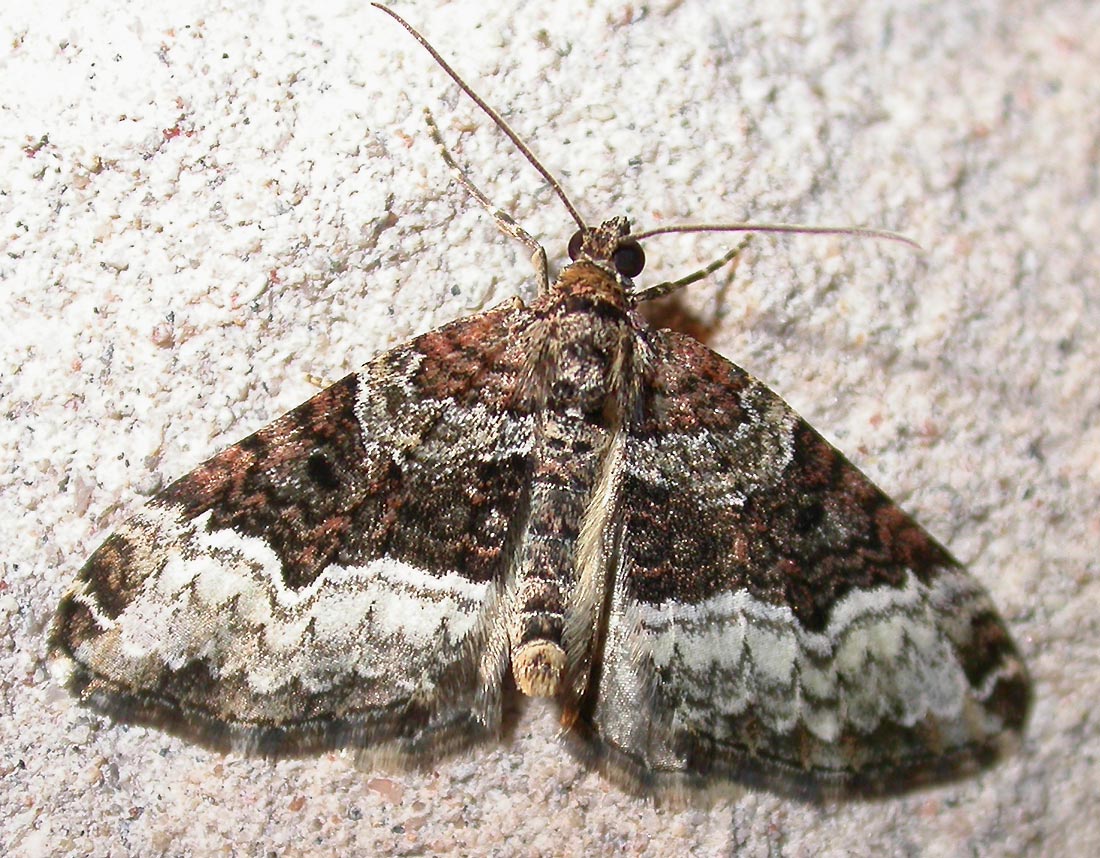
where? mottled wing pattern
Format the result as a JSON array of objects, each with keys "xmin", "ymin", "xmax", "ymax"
[
  {"xmin": 577, "ymin": 328, "xmax": 1030, "ymax": 799},
  {"xmin": 50, "ymin": 300, "xmax": 538, "ymax": 763}
]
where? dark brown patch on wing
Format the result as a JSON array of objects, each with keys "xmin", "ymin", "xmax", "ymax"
[
  {"xmin": 68, "ymin": 302, "xmax": 539, "ymax": 608},
  {"xmin": 624, "ymin": 329, "xmax": 950, "ymax": 633}
]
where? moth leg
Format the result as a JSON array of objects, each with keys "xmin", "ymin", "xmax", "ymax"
[
  {"xmin": 631, "ymin": 238, "xmax": 751, "ymax": 303},
  {"xmin": 423, "ymin": 107, "xmax": 549, "ymax": 295}
]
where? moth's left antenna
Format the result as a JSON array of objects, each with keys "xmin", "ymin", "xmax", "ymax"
[{"xmin": 372, "ymin": 3, "xmax": 588, "ymax": 232}]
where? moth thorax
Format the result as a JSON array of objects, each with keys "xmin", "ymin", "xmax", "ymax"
[{"xmin": 511, "ymin": 639, "xmax": 567, "ymax": 697}]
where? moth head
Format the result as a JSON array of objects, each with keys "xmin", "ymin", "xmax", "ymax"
[{"xmin": 567, "ymin": 216, "xmax": 646, "ymax": 280}]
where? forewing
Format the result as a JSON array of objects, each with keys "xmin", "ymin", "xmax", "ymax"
[
  {"xmin": 51, "ymin": 301, "xmax": 537, "ymax": 763},
  {"xmin": 578, "ymin": 328, "xmax": 1030, "ymax": 799}
]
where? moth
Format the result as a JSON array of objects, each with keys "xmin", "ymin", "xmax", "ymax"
[{"xmin": 49, "ymin": 4, "xmax": 1030, "ymax": 800}]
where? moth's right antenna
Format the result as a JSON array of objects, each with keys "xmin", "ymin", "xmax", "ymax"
[{"xmin": 372, "ymin": 3, "xmax": 588, "ymax": 232}]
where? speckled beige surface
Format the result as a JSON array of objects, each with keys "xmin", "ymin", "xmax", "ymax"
[{"xmin": 3, "ymin": 0, "xmax": 1097, "ymax": 855}]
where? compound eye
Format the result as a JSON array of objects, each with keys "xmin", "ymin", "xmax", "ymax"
[
  {"xmin": 567, "ymin": 229, "xmax": 585, "ymax": 260},
  {"xmin": 612, "ymin": 240, "xmax": 645, "ymax": 277}
]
